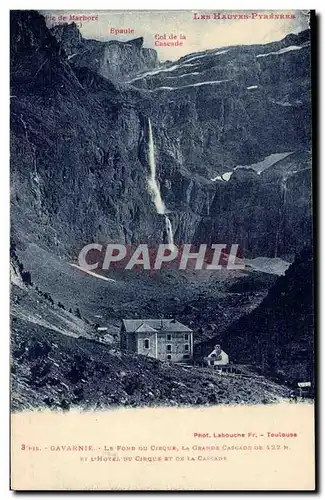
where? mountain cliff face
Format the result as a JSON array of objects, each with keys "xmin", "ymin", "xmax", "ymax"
[
  {"xmin": 50, "ymin": 23, "xmax": 158, "ymax": 82},
  {"xmin": 194, "ymin": 150, "xmax": 312, "ymax": 257},
  {"xmin": 10, "ymin": 11, "xmax": 314, "ymax": 408},
  {"xmin": 221, "ymin": 246, "xmax": 314, "ymax": 387},
  {"xmin": 11, "ymin": 11, "xmax": 312, "ymax": 260},
  {"xmin": 130, "ymin": 30, "xmax": 311, "ymax": 176}
]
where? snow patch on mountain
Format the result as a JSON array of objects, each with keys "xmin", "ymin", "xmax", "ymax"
[
  {"xmin": 235, "ymin": 152, "xmax": 294, "ymax": 174},
  {"xmin": 211, "ymin": 172, "xmax": 233, "ymax": 182},
  {"xmin": 152, "ymin": 79, "xmax": 229, "ymax": 92},
  {"xmin": 166, "ymin": 71, "xmax": 200, "ymax": 79},
  {"xmin": 128, "ymin": 62, "xmax": 197, "ymax": 82},
  {"xmin": 256, "ymin": 43, "xmax": 309, "ymax": 58},
  {"xmin": 70, "ymin": 264, "xmax": 117, "ymax": 282},
  {"xmin": 245, "ymin": 257, "xmax": 291, "ymax": 276},
  {"xmin": 211, "ymin": 152, "xmax": 294, "ymax": 181},
  {"xmin": 183, "ymin": 49, "xmax": 229, "ymax": 64}
]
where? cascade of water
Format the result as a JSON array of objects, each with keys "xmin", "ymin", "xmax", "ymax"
[
  {"xmin": 147, "ymin": 118, "xmax": 175, "ymax": 250},
  {"xmin": 164, "ymin": 215, "xmax": 175, "ymax": 251},
  {"xmin": 275, "ymin": 175, "xmax": 289, "ymax": 257},
  {"xmin": 282, "ymin": 175, "xmax": 288, "ymax": 208},
  {"xmin": 147, "ymin": 118, "xmax": 165, "ymax": 215}
]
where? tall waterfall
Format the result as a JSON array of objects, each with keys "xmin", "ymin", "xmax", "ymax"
[
  {"xmin": 147, "ymin": 118, "xmax": 175, "ymax": 250},
  {"xmin": 164, "ymin": 215, "xmax": 175, "ymax": 250},
  {"xmin": 281, "ymin": 175, "xmax": 288, "ymax": 208},
  {"xmin": 147, "ymin": 119, "xmax": 165, "ymax": 215},
  {"xmin": 275, "ymin": 175, "xmax": 289, "ymax": 257}
]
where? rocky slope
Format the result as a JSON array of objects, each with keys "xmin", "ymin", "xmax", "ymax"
[
  {"xmin": 11, "ymin": 282, "xmax": 292, "ymax": 411},
  {"xmin": 219, "ymin": 246, "xmax": 314, "ymax": 388},
  {"xmin": 11, "ymin": 243, "xmax": 290, "ymax": 410}
]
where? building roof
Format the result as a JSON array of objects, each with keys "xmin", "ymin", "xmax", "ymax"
[
  {"xmin": 205, "ymin": 349, "xmax": 228, "ymax": 365},
  {"xmin": 122, "ymin": 319, "xmax": 192, "ymax": 333},
  {"xmin": 203, "ymin": 345, "xmax": 228, "ymax": 364},
  {"xmin": 134, "ymin": 323, "xmax": 157, "ymax": 333},
  {"xmin": 207, "ymin": 349, "xmax": 228, "ymax": 358}
]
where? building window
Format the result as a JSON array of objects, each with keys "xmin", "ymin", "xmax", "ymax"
[
  {"xmin": 167, "ymin": 334, "xmax": 172, "ymax": 341},
  {"xmin": 183, "ymin": 354, "xmax": 190, "ymax": 359},
  {"xmin": 144, "ymin": 339, "xmax": 150, "ymax": 349},
  {"xmin": 167, "ymin": 355, "xmax": 172, "ymax": 360},
  {"xmin": 167, "ymin": 344, "xmax": 172, "ymax": 352},
  {"xmin": 185, "ymin": 334, "xmax": 189, "ymax": 341},
  {"xmin": 184, "ymin": 344, "xmax": 189, "ymax": 351}
]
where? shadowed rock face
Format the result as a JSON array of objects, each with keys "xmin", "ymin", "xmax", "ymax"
[
  {"xmin": 11, "ymin": 11, "xmax": 312, "ymax": 259},
  {"xmin": 50, "ymin": 23, "xmax": 158, "ymax": 82},
  {"xmin": 220, "ymin": 246, "xmax": 314, "ymax": 388}
]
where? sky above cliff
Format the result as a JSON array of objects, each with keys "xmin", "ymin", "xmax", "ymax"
[{"xmin": 41, "ymin": 10, "xmax": 310, "ymax": 61}]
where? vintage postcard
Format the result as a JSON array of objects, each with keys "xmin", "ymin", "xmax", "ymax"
[{"xmin": 10, "ymin": 9, "xmax": 315, "ymax": 490}]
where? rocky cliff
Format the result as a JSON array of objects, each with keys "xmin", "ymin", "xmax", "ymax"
[
  {"xmin": 221, "ymin": 245, "xmax": 314, "ymax": 387},
  {"xmin": 50, "ymin": 22, "xmax": 158, "ymax": 82},
  {"xmin": 11, "ymin": 11, "xmax": 312, "ymax": 261}
]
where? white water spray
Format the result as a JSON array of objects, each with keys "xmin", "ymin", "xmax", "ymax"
[
  {"xmin": 147, "ymin": 118, "xmax": 175, "ymax": 250},
  {"xmin": 275, "ymin": 174, "xmax": 289, "ymax": 257},
  {"xmin": 164, "ymin": 215, "xmax": 175, "ymax": 250},
  {"xmin": 147, "ymin": 119, "xmax": 165, "ymax": 215},
  {"xmin": 281, "ymin": 175, "xmax": 288, "ymax": 208}
]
